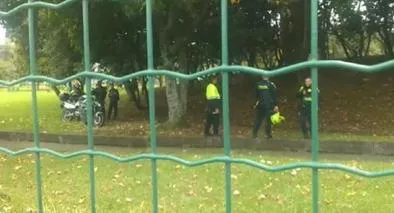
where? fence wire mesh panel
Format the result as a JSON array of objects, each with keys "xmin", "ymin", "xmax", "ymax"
[{"xmin": 0, "ymin": 0, "xmax": 394, "ymax": 213}]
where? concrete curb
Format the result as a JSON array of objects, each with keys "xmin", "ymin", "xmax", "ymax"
[{"xmin": 0, "ymin": 131, "xmax": 393, "ymax": 156}]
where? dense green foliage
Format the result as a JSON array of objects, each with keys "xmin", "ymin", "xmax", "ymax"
[{"xmin": 0, "ymin": 0, "xmax": 392, "ymax": 123}]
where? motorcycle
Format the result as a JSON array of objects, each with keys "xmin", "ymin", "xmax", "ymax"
[
  {"xmin": 59, "ymin": 93, "xmax": 81, "ymax": 122},
  {"xmin": 59, "ymin": 93, "xmax": 105, "ymax": 127},
  {"xmin": 79, "ymin": 95, "xmax": 105, "ymax": 127}
]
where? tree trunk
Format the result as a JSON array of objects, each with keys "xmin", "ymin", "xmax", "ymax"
[
  {"xmin": 124, "ymin": 80, "xmax": 143, "ymax": 110},
  {"xmin": 165, "ymin": 77, "xmax": 184, "ymax": 126},
  {"xmin": 364, "ymin": 34, "xmax": 372, "ymax": 56},
  {"xmin": 143, "ymin": 77, "xmax": 149, "ymax": 108},
  {"xmin": 281, "ymin": 1, "xmax": 309, "ymax": 65},
  {"xmin": 51, "ymin": 85, "xmax": 61, "ymax": 97},
  {"xmin": 179, "ymin": 80, "xmax": 188, "ymax": 114}
]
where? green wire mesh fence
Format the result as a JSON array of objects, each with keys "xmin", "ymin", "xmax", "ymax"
[{"xmin": 0, "ymin": 0, "xmax": 393, "ymax": 213}]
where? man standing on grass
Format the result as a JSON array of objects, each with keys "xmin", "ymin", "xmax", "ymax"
[
  {"xmin": 204, "ymin": 76, "xmax": 221, "ymax": 137},
  {"xmin": 252, "ymin": 76, "xmax": 279, "ymax": 140},
  {"xmin": 92, "ymin": 81, "xmax": 107, "ymax": 115},
  {"xmin": 107, "ymin": 83, "xmax": 120, "ymax": 120},
  {"xmin": 297, "ymin": 77, "xmax": 319, "ymax": 139}
]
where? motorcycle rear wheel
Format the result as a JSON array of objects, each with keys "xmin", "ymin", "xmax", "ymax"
[{"xmin": 62, "ymin": 110, "xmax": 73, "ymax": 122}]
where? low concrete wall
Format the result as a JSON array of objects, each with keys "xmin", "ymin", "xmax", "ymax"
[{"xmin": 0, "ymin": 131, "xmax": 393, "ymax": 156}]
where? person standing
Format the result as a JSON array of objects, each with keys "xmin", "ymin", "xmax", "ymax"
[
  {"xmin": 70, "ymin": 81, "xmax": 83, "ymax": 102},
  {"xmin": 92, "ymin": 81, "xmax": 107, "ymax": 115},
  {"xmin": 204, "ymin": 76, "xmax": 221, "ymax": 137},
  {"xmin": 107, "ymin": 83, "xmax": 120, "ymax": 120},
  {"xmin": 297, "ymin": 77, "xmax": 319, "ymax": 139},
  {"xmin": 252, "ymin": 76, "xmax": 279, "ymax": 139}
]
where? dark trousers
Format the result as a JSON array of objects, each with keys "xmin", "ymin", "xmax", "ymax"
[
  {"xmin": 252, "ymin": 107, "xmax": 272, "ymax": 137},
  {"xmin": 108, "ymin": 101, "xmax": 118, "ymax": 120},
  {"xmin": 204, "ymin": 113, "xmax": 219, "ymax": 136},
  {"xmin": 300, "ymin": 106, "xmax": 312, "ymax": 137}
]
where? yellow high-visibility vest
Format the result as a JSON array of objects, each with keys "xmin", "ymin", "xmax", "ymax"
[{"xmin": 206, "ymin": 83, "xmax": 220, "ymax": 100}]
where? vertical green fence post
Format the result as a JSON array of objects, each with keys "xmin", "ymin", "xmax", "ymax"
[
  {"xmin": 28, "ymin": 0, "xmax": 44, "ymax": 212},
  {"xmin": 146, "ymin": 0, "xmax": 159, "ymax": 212},
  {"xmin": 82, "ymin": 0, "xmax": 97, "ymax": 212},
  {"xmin": 220, "ymin": 0, "xmax": 232, "ymax": 212},
  {"xmin": 310, "ymin": 0, "xmax": 320, "ymax": 212}
]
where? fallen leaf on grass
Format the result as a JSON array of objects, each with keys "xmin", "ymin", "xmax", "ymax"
[
  {"xmin": 276, "ymin": 195, "xmax": 285, "ymax": 205},
  {"xmin": 78, "ymin": 197, "xmax": 86, "ymax": 204},
  {"xmin": 54, "ymin": 191, "xmax": 64, "ymax": 195},
  {"xmin": 290, "ymin": 170, "xmax": 298, "ymax": 176},
  {"xmin": 204, "ymin": 186, "xmax": 213, "ymax": 193},
  {"xmin": 258, "ymin": 194, "xmax": 267, "ymax": 200},
  {"xmin": 14, "ymin": 165, "xmax": 22, "ymax": 171},
  {"xmin": 264, "ymin": 182, "xmax": 273, "ymax": 190},
  {"xmin": 187, "ymin": 190, "xmax": 196, "ymax": 196},
  {"xmin": 347, "ymin": 191, "xmax": 356, "ymax": 196}
]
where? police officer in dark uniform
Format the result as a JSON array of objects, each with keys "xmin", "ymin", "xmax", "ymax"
[
  {"xmin": 107, "ymin": 83, "xmax": 120, "ymax": 120},
  {"xmin": 297, "ymin": 77, "xmax": 319, "ymax": 139},
  {"xmin": 252, "ymin": 76, "xmax": 279, "ymax": 139},
  {"xmin": 92, "ymin": 81, "xmax": 107, "ymax": 115}
]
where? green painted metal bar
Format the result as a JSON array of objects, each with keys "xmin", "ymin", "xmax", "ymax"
[
  {"xmin": 310, "ymin": 0, "xmax": 320, "ymax": 212},
  {"xmin": 145, "ymin": 0, "xmax": 159, "ymax": 212},
  {"xmin": 1, "ymin": 60, "xmax": 394, "ymax": 87},
  {"xmin": 27, "ymin": 0, "xmax": 44, "ymax": 212},
  {"xmin": 0, "ymin": 0, "xmax": 80, "ymax": 17},
  {"xmin": 220, "ymin": 0, "xmax": 232, "ymax": 212},
  {"xmin": 2, "ymin": 59, "xmax": 393, "ymax": 87},
  {"xmin": 3, "ymin": 147, "xmax": 394, "ymax": 178},
  {"xmin": 82, "ymin": 0, "xmax": 97, "ymax": 212}
]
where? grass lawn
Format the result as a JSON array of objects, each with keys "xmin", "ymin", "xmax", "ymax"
[
  {"xmin": 1, "ymin": 143, "xmax": 394, "ymax": 212},
  {"xmin": 0, "ymin": 90, "xmax": 393, "ymax": 142}
]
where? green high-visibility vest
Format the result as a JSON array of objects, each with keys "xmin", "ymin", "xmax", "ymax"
[{"xmin": 206, "ymin": 83, "xmax": 220, "ymax": 100}]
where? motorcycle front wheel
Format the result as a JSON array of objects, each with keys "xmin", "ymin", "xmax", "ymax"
[{"xmin": 93, "ymin": 112, "xmax": 105, "ymax": 127}]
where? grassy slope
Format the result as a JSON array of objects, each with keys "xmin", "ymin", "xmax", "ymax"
[
  {"xmin": 0, "ymin": 71, "xmax": 393, "ymax": 141},
  {"xmin": 1, "ymin": 144, "xmax": 394, "ymax": 213}
]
